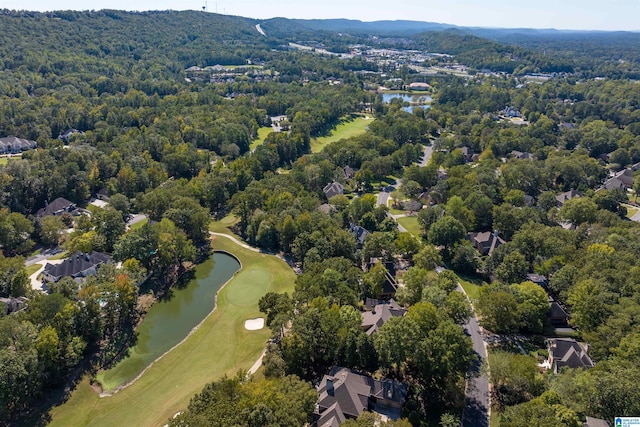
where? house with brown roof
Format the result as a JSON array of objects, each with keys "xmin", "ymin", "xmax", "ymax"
[
  {"xmin": 313, "ymin": 367, "xmax": 407, "ymax": 427},
  {"xmin": 468, "ymin": 231, "xmax": 505, "ymax": 256},
  {"xmin": 546, "ymin": 338, "xmax": 594, "ymax": 373}
]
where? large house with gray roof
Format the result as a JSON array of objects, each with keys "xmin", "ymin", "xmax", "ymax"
[
  {"xmin": 0, "ymin": 136, "xmax": 37, "ymax": 154},
  {"xmin": 313, "ymin": 367, "xmax": 407, "ymax": 427},
  {"xmin": 42, "ymin": 251, "xmax": 111, "ymax": 283}
]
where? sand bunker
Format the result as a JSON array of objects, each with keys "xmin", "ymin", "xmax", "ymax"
[{"xmin": 244, "ymin": 317, "xmax": 265, "ymax": 331}]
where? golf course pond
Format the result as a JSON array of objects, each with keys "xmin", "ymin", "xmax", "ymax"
[{"xmin": 96, "ymin": 251, "xmax": 241, "ymax": 392}]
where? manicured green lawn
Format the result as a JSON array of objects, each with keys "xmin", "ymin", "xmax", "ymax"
[
  {"xmin": 457, "ymin": 275, "xmax": 484, "ymax": 301},
  {"xmin": 48, "ymin": 251, "xmax": 69, "ymax": 261},
  {"xmin": 250, "ymin": 126, "xmax": 273, "ymax": 151},
  {"xmin": 129, "ymin": 218, "xmax": 149, "ymax": 230},
  {"xmin": 25, "ymin": 264, "xmax": 42, "ymax": 277},
  {"xmin": 209, "ymin": 214, "xmax": 239, "ymax": 234},
  {"xmin": 48, "ymin": 235, "xmax": 295, "ymax": 427},
  {"xmin": 397, "ymin": 216, "xmax": 422, "ymax": 238},
  {"xmin": 310, "ymin": 115, "xmax": 374, "ymax": 153},
  {"xmin": 623, "ymin": 203, "xmax": 639, "ymax": 219}
]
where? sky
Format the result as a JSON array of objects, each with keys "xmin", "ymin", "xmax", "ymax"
[{"xmin": 1, "ymin": 0, "xmax": 638, "ymax": 31}]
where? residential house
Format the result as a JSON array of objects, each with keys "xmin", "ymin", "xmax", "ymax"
[
  {"xmin": 323, "ymin": 182, "xmax": 344, "ymax": 200},
  {"xmin": 0, "ymin": 136, "xmax": 37, "ymax": 154},
  {"xmin": 0, "ymin": 296, "xmax": 28, "ymax": 315},
  {"xmin": 468, "ymin": 231, "xmax": 505, "ymax": 256},
  {"xmin": 42, "ymin": 251, "xmax": 111, "ymax": 283},
  {"xmin": 36, "ymin": 197, "xmax": 76, "ymax": 218},
  {"xmin": 527, "ymin": 273, "xmax": 548, "ymax": 289},
  {"xmin": 97, "ymin": 188, "xmax": 110, "ymax": 201},
  {"xmin": 601, "ymin": 177, "xmax": 626, "ymax": 191},
  {"xmin": 510, "ymin": 150, "xmax": 533, "ymax": 160},
  {"xmin": 615, "ymin": 168, "xmax": 634, "ymax": 188},
  {"xmin": 343, "ymin": 166, "xmax": 356, "ymax": 180},
  {"xmin": 367, "ymin": 259, "xmax": 399, "ymax": 299},
  {"xmin": 501, "ymin": 106, "xmax": 522, "ymax": 118},
  {"xmin": 313, "ymin": 367, "xmax": 407, "ymax": 427},
  {"xmin": 556, "ymin": 189, "xmax": 581, "ymax": 208},
  {"xmin": 350, "ymin": 224, "xmax": 370, "ymax": 247},
  {"xmin": 546, "ymin": 338, "xmax": 594, "ymax": 373},
  {"xmin": 361, "ymin": 298, "xmax": 407, "ymax": 336},
  {"xmin": 583, "ymin": 416, "xmax": 610, "ymax": 427},
  {"xmin": 58, "ymin": 129, "xmax": 84, "ymax": 143},
  {"xmin": 547, "ymin": 302, "xmax": 570, "ymax": 327},
  {"xmin": 460, "ymin": 146, "xmax": 474, "ymax": 162}
]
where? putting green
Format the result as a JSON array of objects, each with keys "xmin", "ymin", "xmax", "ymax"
[{"xmin": 226, "ymin": 268, "xmax": 272, "ymax": 306}]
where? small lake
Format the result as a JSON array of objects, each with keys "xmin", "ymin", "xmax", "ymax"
[
  {"xmin": 381, "ymin": 92, "xmax": 432, "ymax": 113},
  {"xmin": 97, "ymin": 252, "xmax": 241, "ymax": 391}
]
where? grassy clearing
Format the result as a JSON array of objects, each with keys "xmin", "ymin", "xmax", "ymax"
[
  {"xmin": 250, "ymin": 127, "xmax": 273, "ymax": 151},
  {"xmin": 397, "ymin": 216, "xmax": 422, "ymax": 238},
  {"xmin": 310, "ymin": 115, "xmax": 374, "ymax": 153},
  {"xmin": 129, "ymin": 218, "xmax": 148, "ymax": 230},
  {"xmin": 457, "ymin": 274, "xmax": 484, "ymax": 301},
  {"xmin": 25, "ymin": 264, "xmax": 42, "ymax": 277},
  {"xmin": 48, "ymin": 251, "xmax": 69, "ymax": 261},
  {"xmin": 623, "ymin": 203, "xmax": 639, "ymax": 218},
  {"xmin": 48, "ymin": 235, "xmax": 295, "ymax": 427}
]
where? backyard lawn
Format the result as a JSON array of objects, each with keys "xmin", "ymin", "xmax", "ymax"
[
  {"xmin": 310, "ymin": 115, "xmax": 374, "ymax": 153},
  {"xmin": 48, "ymin": 234, "xmax": 294, "ymax": 427},
  {"xmin": 397, "ymin": 216, "xmax": 422, "ymax": 238}
]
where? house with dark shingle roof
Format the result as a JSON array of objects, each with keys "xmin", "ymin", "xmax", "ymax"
[
  {"xmin": 350, "ymin": 224, "xmax": 370, "ymax": 247},
  {"xmin": 468, "ymin": 231, "xmax": 505, "ymax": 256},
  {"xmin": 546, "ymin": 338, "xmax": 594, "ymax": 373},
  {"xmin": 42, "ymin": 251, "xmax": 111, "ymax": 283},
  {"xmin": 556, "ymin": 189, "xmax": 581, "ymax": 208},
  {"xmin": 547, "ymin": 301, "xmax": 570, "ymax": 327},
  {"xmin": 313, "ymin": 367, "xmax": 407, "ymax": 427},
  {"xmin": 510, "ymin": 150, "xmax": 533, "ymax": 160},
  {"xmin": 361, "ymin": 299, "xmax": 407, "ymax": 336},
  {"xmin": 36, "ymin": 197, "xmax": 76, "ymax": 218},
  {"xmin": 323, "ymin": 181, "xmax": 344, "ymax": 200},
  {"xmin": 343, "ymin": 166, "xmax": 356, "ymax": 180}
]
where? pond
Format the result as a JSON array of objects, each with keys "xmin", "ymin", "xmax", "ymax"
[
  {"xmin": 381, "ymin": 92, "xmax": 432, "ymax": 113},
  {"xmin": 97, "ymin": 251, "xmax": 241, "ymax": 392}
]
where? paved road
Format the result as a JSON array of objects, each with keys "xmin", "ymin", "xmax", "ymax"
[
  {"xmin": 458, "ymin": 283, "xmax": 490, "ymax": 427},
  {"xmin": 419, "ymin": 144, "xmax": 433, "ymax": 167}
]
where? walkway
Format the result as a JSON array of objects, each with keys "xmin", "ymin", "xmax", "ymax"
[{"xmin": 210, "ymin": 231, "xmax": 260, "ymax": 253}]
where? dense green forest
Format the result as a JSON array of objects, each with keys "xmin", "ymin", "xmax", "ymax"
[{"xmin": 0, "ymin": 8, "xmax": 639, "ymax": 427}]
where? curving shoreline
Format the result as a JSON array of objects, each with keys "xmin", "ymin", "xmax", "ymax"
[{"xmin": 97, "ymin": 250, "xmax": 241, "ymax": 397}]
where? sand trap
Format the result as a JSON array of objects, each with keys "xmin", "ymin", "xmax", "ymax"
[{"xmin": 244, "ymin": 317, "xmax": 265, "ymax": 331}]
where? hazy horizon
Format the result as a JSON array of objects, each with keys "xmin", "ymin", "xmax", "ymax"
[{"xmin": 1, "ymin": 0, "xmax": 638, "ymax": 32}]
